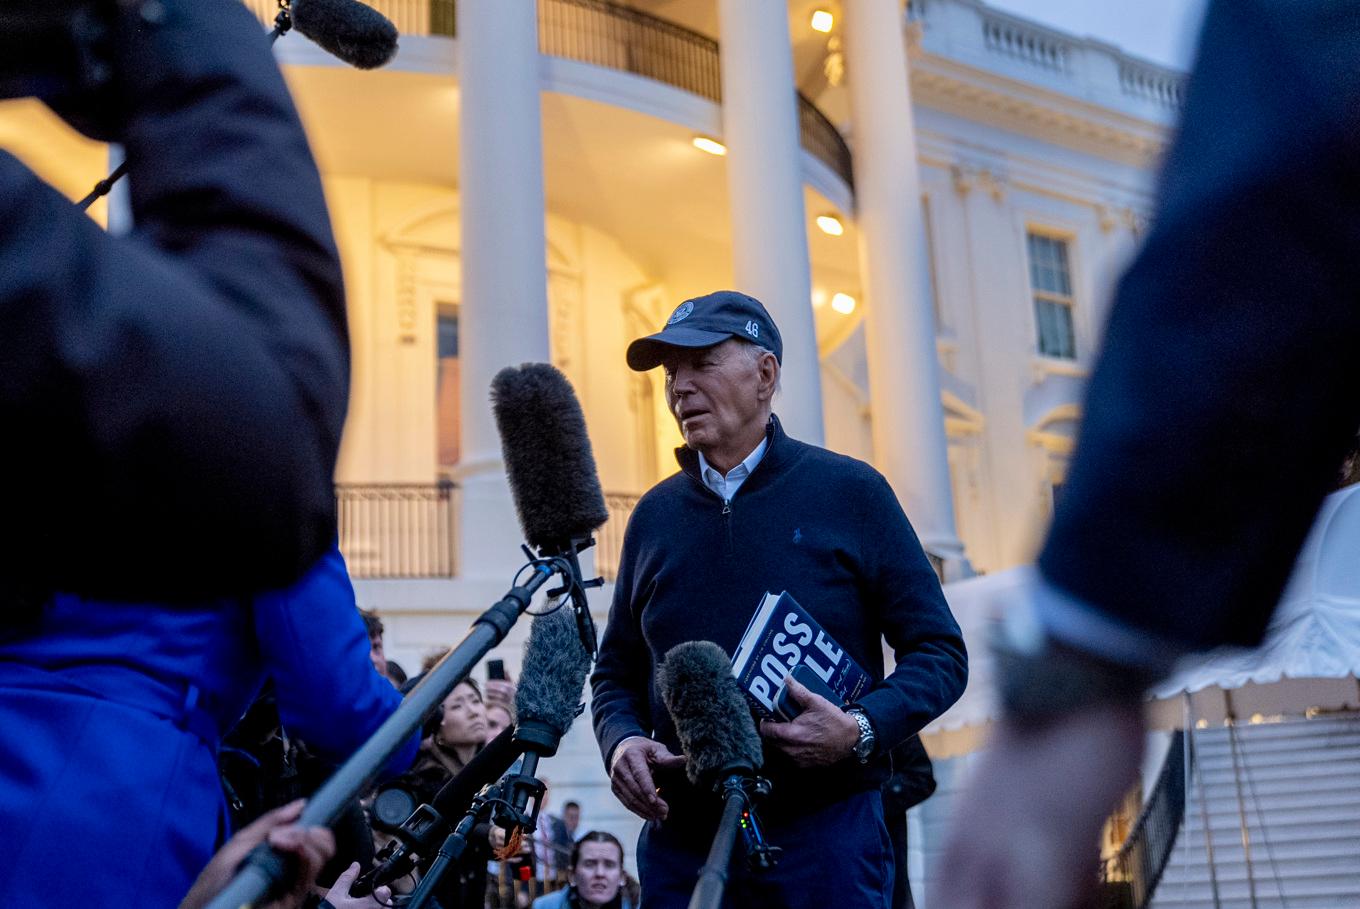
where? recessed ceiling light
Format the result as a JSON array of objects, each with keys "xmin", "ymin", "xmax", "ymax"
[
  {"xmin": 831, "ymin": 292, "xmax": 857, "ymax": 314},
  {"xmin": 811, "ymin": 9, "xmax": 834, "ymax": 33},
  {"xmin": 811, "ymin": 288, "xmax": 828, "ymax": 308},
  {"xmin": 815, "ymin": 214, "xmax": 844, "ymax": 236},
  {"xmin": 691, "ymin": 135, "xmax": 727, "ymax": 156}
]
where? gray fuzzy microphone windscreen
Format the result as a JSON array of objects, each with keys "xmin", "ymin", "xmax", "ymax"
[
  {"xmin": 658, "ymin": 641, "xmax": 763, "ymax": 786},
  {"xmin": 491, "ymin": 363, "xmax": 609, "ymax": 552},
  {"xmin": 291, "ymin": 0, "xmax": 399, "ymax": 69},
  {"xmin": 514, "ymin": 606, "xmax": 593, "ymax": 736}
]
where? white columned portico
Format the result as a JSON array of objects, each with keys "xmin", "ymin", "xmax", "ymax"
[
  {"xmin": 457, "ymin": 0, "xmax": 552, "ymax": 579},
  {"xmin": 716, "ymin": 0, "xmax": 824, "ymax": 446},
  {"xmin": 844, "ymin": 0, "xmax": 969, "ymax": 577}
]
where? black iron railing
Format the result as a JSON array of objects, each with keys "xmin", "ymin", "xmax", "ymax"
[
  {"xmin": 336, "ymin": 482, "xmax": 458, "ymax": 579},
  {"xmin": 1098, "ymin": 731, "xmax": 1189, "ymax": 909},
  {"xmin": 246, "ymin": 0, "xmax": 855, "ymax": 190},
  {"xmin": 539, "ymin": 0, "xmax": 723, "ymax": 103},
  {"xmin": 539, "ymin": 0, "xmax": 854, "ymax": 190}
]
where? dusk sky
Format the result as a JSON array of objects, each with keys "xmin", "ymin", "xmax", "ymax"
[{"xmin": 985, "ymin": 0, "xmax": 1209, "ymax": 69}]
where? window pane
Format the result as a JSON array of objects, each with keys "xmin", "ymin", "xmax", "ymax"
[{"xmin": 1035, "ymin": 297, "xmax": 1076, "ymax": 359}]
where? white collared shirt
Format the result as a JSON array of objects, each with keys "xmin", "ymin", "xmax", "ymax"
[{"xmin": 697, "ymin": 435, "xmax": 769, "ymax": 503}]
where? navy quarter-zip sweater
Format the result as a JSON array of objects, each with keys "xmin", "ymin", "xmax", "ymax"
[{"xmin": 591, "ymin": 415, "xmax": 967, "ymax": 825}]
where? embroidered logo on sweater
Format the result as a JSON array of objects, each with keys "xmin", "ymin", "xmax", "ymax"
[{"xmin": 792, "ymin": 528, "xmax": 803, "ymax": 544}]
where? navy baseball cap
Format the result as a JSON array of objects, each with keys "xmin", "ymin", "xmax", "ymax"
[{"xmin": 626, "ymin": 290, "xmax": 783, "ymax": 371}]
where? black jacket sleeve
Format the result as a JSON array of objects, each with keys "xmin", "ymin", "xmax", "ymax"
[
  {"xmin": 855, "ymin": 473, "xmax": 968, "ymax": 751},
  {"xmin": 590, "ymin": 510, "xmax": 654, "ymax": 770},
  {"xmin": 1039, "ymin": 0, "xmax": 1360, "ymax": 650},
  {"xmin": 0, "ymin": 0, "xmax": 347, "ymax": 601}
]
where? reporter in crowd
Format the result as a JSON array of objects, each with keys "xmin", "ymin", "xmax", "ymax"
[
  {"xmin": 531, "ymin": 832, "xmax": 634, "ymax": 909},
  {"xmin": 593, "ymin": 291, "xmax": 967, "ymax": 907},
  {"xmin": 384, "ymin": 678, "xmax": 496, "ymax": 908},
  {"xmin": 938, "ymin": 2, "xmax": 1360, "ymax": 907}
]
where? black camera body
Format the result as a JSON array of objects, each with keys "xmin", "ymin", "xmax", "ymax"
[{"xmin": 0, "ymin": 1, "xmax": 118, "ymax": 103}]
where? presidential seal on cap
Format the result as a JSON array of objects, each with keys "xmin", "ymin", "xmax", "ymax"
[{"xmin": 626, "ymin": 290, "xmax": 783, "ymax": 371}]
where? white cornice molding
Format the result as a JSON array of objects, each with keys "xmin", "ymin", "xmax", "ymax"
[{"xmin": 909, "ymin": 52, "xmax": 1169, "ymax": 168}]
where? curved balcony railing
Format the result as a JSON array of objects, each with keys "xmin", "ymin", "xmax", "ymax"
[
  {"xmin": 244, "ymin": 0, "xmax": 854, "ymax": 190},
  {"xmin": 1099, "ymin": 731, "xmax": 1189, "ymax": 909}
]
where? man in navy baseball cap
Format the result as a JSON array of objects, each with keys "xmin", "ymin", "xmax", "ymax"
[
  {"xmin": 596, "ymin": 287, "xmax": 966, "ymax": 909},
  {"xmin": 626, "ymin": 290, "xmax": 782, "ymax": 370}
]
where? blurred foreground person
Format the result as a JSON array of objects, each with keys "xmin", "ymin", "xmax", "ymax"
[
  {"xmin": 0, "ymin": 543, "xmax": 417, "ymax": 906},
  {"xmin": 0, "ymin": 0, "xmax": 348, "ymax": 603},
  {"xmin": 0, "ymin": 0, "xmax": 414, "ymax": 902},
  {"xmin": 938, "ymin": 2, "xmax": 1360, "ymax": 907}
]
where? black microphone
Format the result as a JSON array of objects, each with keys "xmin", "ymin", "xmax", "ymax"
[
  {"xmin": 505, "ymin": 605, "xmax": 594, "ymax": 815},
  {"xmin": 658, "ymin": 641, "xmax": 764, "ymax": 786},
  {"xmin": 492, "ymin": 363, "xmax": 609, "ymax": 552},
  {"xmin": 291, "ymin": 0, "xmax": 399, "ymax": 69},
  {"xmin": 491, "ymin": 363, "xmax": 609, "ymax": 656},
  {"xmin": 659, "ymin": 642, "xmax": 779, "ymax": 909}
]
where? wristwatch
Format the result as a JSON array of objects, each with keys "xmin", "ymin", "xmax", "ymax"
[
  {"xmin": 991, "ymin": 610, "xmax": 1155, "ymax": 725},
  {"xmin": 845, "ymin": 707, "xmax": 876, "ymax": 763}
]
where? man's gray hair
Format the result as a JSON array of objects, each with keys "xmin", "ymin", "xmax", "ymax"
[{"xmin": 736, "ymin": 338, "xmax": 782, "ymax": 395}]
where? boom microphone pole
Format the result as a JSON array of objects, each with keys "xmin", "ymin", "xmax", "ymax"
[
  {"xmin": 204, "ymin": 364, "xmax": 607, "ymax": 909},
  {"xmin": 659, "ymin": 642, "xmax": 781, "ymax": 909}
]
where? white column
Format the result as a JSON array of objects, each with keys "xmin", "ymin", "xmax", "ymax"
[
  {"xmin": 844, "ymin": 0, "xmax": 969, "ymax": 576},
  {"xmin": 457, "ymin": 0, "xmax": 552, "ymax": 578},
  {"xmin": 717, "ymin": 0, "xmax": 824, "ymax": 446},
  {"xmin": 106, "ymin": 145, "xmax": 133, "ymax": 237}
]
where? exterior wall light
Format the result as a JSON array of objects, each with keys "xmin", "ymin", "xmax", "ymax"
[
  {"xmin": 691, "ymin": 135, "xmax": 727, "ymax": 156},
  {"xmin": 831, "ymin": 292, "xmax": 856, "ymax": 314},
  {"xmin": 815, "ymin": 214, "xmax": 844, "ymax": 236},
  {"xmin": 811, "ymin": 9, "xmax": 834, "ymax": 33}
]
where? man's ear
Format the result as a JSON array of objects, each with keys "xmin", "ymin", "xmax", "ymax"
[{"xmin": 756, "ymin": 352, "xmax": 779, "ymax": 401}]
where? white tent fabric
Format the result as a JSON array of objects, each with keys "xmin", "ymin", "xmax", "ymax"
[{"xmin": 918, "ymin": 485, "xmax": 1360, "ymax": 757}]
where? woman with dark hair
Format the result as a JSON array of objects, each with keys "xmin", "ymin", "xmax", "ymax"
[
  {"xmin": 382, "ymin": 679, "xmax": 492, "ymax": 908},
  {"xmin": 531, "ymin": 831, "xmax": 634, "ymax": 909}
]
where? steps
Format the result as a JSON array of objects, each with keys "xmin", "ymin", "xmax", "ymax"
[{"xmin": 1149, "ymin": 713, "xmax": 1360, "ymax": 909}]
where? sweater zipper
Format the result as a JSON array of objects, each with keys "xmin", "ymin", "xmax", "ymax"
[{"xmin": 722, "ymin": 498, "xmax": 733, "ymax": 553}]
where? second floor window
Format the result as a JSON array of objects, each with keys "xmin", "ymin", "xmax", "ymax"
[{"xmin": 1026, "ymin": 232, "xmax": 1076, "ymax": 360}]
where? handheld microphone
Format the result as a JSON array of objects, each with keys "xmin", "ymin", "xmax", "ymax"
[
  {"xmin": 659, "ymin": 642, "xmax": 780, "ymax": 908},
  {"xmin": 492, "ymin": 363, "xmax": 609, "ymax": 656},
  {"xmin": 504, "ymin": 605, "xmax": 594, "ymax": 816},
  {"xmin": 658, "ymin": 641, "xmax": 764, "ymax": 787},
  {"xmin": 290, "ymin": 0, "xmax": 399, "ymax": 69}
]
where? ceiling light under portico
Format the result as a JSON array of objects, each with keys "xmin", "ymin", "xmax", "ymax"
[{"xmin": 691, "ymin": 135, "xmax": 727, "ymax": 156}]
